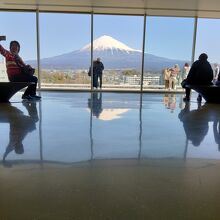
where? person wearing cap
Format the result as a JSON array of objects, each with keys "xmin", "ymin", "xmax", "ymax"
[{"xmin": 182, "ymin": 53, "xmax": 213, "ymax": 102}]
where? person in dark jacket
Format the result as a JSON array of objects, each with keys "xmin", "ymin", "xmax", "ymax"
[
  {"xmin": 183, "ymin": 53, "xmax": 213, "ymax": 102},
  {"xmin": 93, "ymin": 57, "xmax": 104, "ymax": 88}
]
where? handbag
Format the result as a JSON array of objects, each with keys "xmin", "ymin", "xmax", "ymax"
[
  {"xmin": 21, "ymin": 66, "xmax": 35, "ymax": 76},
  {"xmin": 88, "ymin": 67, "xmax": 91, "ymax": 76}
]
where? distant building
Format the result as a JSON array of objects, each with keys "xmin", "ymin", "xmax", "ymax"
[
  {"xmin": 144, "ymin": 75, "xmax": 160, "ymax": 85},
  {"xmin": 0, "ymin": 57, "xmax": 8, "ymax": 82},
  {"xmin": 125, "ymin": 75, "xmax": 140, "ymax": 85},
  {"xmin": 125, "ymin": 75, "xmax": 160, "ymax": 85}
]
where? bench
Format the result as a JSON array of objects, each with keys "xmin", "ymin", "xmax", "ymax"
[
  {"xmin": 0, "ymin": 82, "xmax": 32, "ymax": 102},
  {"xmin": 186, "ymin": 85, "xmax": 220, "ymax": 103}
]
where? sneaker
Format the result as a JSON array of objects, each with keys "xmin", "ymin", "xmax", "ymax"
[
  {"xmin": 30, "ymin": 95, "xmax": 41, "ymax": 100},
  {"xmin": 197, "ymin": 95, "xmax": 202, "ymax": 102},
  {"xmin": 22, "ymin": 94, "xmax": 33, "ymax": 100},
  {"xmin": 183, "ymin": 96, "xmax": 190, "ymax": 102}
]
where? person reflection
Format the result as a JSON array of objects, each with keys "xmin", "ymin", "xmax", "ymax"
[
  {"xmin": 2, "ymin": 102, "xmax": 39, "ymax": 165},
  {"xmin": 88, "ymin": 92, "xmax": 103, "ymax": 118},
  {"xmin": 163, "ymin": 94, "xmax": 176, "ymax": 113},
  {"xmin": 178, "ymin": 102, "xmax": 209, "ymax": 146},
  {"xmin": 213, "ymin": 117, "xmax": 220, "ymax": 151}
]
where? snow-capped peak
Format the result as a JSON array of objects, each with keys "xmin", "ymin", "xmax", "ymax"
[{"xmin": 80, "ymin": 35, "xmax": 139, "ymax": 53}]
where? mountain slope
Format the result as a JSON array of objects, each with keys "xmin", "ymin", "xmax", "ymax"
[{"xmin": 28, "ymin": 35, "xmax": 186, "ymax": 71}]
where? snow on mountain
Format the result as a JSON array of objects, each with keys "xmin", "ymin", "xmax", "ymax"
[{"xmin": 80, "ymin": 35, "xmax": 140, "ymax": 54}]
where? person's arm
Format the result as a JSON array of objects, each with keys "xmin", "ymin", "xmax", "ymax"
[{"xmin": 0, "ymin": 44, "xmax": 11, "ymax": 58}]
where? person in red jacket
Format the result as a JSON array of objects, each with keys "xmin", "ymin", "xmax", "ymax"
[{"xmin": 0, "ymin": 39, "xmax": 41, "ymax": 100}]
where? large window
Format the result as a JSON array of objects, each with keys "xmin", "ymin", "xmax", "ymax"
[
  {"xmin": 144, "ymin": 16, "xmax": 195, "ymax": 90},
  {"xmin": 39, "ymin": 13, "xmax": 91, "ymax": 89},
  {"xmin": 0, "ymin": 11, "xmax": 203, "ymax": 92},
  {"xmin": 0, "ymin": 12, "xmax": 37, "ymax": 81},
  {"xmin": 93, "ymin": 15, "xmax": 143, "ymax": 90},
  {"xmin": 195, "ymin": 18, "xmax": 220, "ymax": 64}
]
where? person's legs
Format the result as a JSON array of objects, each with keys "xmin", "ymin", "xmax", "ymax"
[
  {"xmin": 183, "ymin": 87, "xmax": 191, "ymax": 101},
  {"xmin": 165, "ymin": 80, "xmax": 169, "ymax": 89},
  {"xmin": 173, "ymin": 77, "xmax": 177, "ymax": 90},
  {"xmin": 93, "ymin": 74, "xmax": 98, "ymax": 88},
  {"xmin": 23, "ymin": 75, "xmax": 38, "ymax": 96},
  {"xmin": 98, "ymin": 74, "xmax": 102, "ymax": 88},
  {"xmin": 197, "ymin": 94, "xmax": 202, "ymax": 102},
  {"xmin": 169, "ymin": 78, "xmax": 173, "ymax": 90},
  {"xmin": 9, "ymin": 74, "xmax": 40, "ymax": 99}
]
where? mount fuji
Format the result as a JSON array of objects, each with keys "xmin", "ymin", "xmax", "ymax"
[{"xmin": 28, "ymin": 35, "xmax": 185, "ymax": 71}]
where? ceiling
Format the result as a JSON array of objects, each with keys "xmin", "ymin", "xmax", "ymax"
[{"xmin": 1, "ymin": 0, "xmax": 220, "ymax": 18}]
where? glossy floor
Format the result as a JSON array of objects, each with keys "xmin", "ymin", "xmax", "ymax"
[{"xmin": 1, "ymin": 91, "xmax": 220, "ymax": 220}]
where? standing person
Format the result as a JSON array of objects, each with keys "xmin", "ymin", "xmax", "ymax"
[
  {"xmin": 163, "ymin": 68, "xmax": 171, "ymax": 89},
  {"xmin": 182, "ymin": 53, "xmax": 213, "ymax": 102},
  {"xmin": 0, "ymin": 39, "xmax": 41, "ymax": 100},
  {"xmin": 213, "ymin": 63, "xmax": 220, "ymax": 84},
  {"xmin": 182, "ymin": 63, "xmax": 191, "ymax": 81},
  {"xmin": 169, "ymin": 64, "xmax": 180, "ymax": 90},
  {"xmin": 88, "ymin": 60, "xmax": 98, "ymax": 88},
  {"xmin": 93, "ymin": 57, "xmax": 104, "ymax": 89}
]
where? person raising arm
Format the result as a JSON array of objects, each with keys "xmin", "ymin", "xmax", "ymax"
[{"xmin": 0, "ymin": 38, "xmax": 41, "ymax": 100}]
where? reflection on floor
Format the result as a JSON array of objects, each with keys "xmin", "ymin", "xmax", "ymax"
[{"xmin": 1, "ymin": 91, "xmax": 220, "ymax": 220}]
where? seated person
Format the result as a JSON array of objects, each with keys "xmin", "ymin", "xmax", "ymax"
[
  {"xmin": 182, "ymin": 53, "xmax": 213, "ymax": 102},
  {"xmin": 0, "ymin": 39, "xmax": 41, "ymax": 100}
]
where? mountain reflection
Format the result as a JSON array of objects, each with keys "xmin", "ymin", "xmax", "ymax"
[{"xmin": 88, "ymin": 92, "xmax": 128, "ymax": 120}]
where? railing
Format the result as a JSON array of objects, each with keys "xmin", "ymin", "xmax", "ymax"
[{"xmin": 40, "ymin": 83, "xmax": 185, "ymax": 92}]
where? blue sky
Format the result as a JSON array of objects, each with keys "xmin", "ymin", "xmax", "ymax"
[{"xmin": 0, "ymin": 12, "xmax": 220, "ymax": 64}]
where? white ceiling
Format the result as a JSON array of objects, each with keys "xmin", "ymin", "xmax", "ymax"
[{"xmin": 1, "ymin": 0, "xmax": 220, "ymax": 18}]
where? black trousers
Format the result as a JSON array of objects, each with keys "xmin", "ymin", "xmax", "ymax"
[
  {"xmin": 98, "ymin": 74, "xmax": 102, "ymax": 88},
  {"xmin": 9, "ymin": 74, "xmax": 38, "ymax": 96},
  {"xmin": 93, "ymin": 74, "xmax": 98, "ymax": 88}
]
